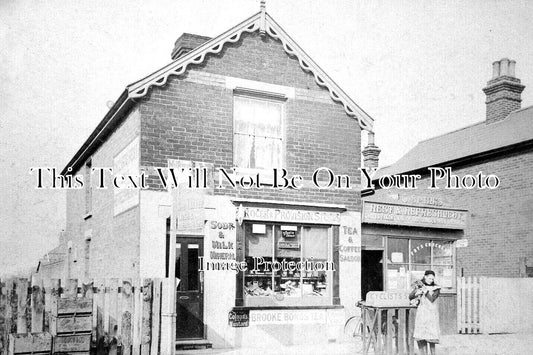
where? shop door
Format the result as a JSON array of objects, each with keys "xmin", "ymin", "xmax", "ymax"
[
  {"xmin": 176, "ymin": 238, "xmax": 204, "ymax": 339},
  {"xmin": 361, "ymin": 250, "xmax": 383, "ymax": 300}
]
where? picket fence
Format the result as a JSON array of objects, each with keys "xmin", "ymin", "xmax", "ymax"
[
  {"xmin": 456, "ymin": 276, "xmax": 481, "ymax": 334},
  {"xmin": 0, "ymin": 276, "xmax": 175, "ymax": 355}
]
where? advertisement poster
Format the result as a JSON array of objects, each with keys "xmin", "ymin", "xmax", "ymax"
[{"xmin": 2, "ymin": 1, "xmax": 533, "ymax": 354}]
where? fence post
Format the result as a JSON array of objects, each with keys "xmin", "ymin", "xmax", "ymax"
[
  {"xmin": 141, "ymin": 279, "xmax": 152, "ymax": 355},
  {"xmin": 150, "ymin": 279, "xmax": 162, "ymax": 355},
  {"xmin": 16, "ymin": 278, "xmax": 29, "ymax": 334},
  {"xmin": 0, "ymin": 279, "xmax": 6, "ymax": 355},
  {"xmin": 132, "ymin": 279, "xmax": 141, "ymax": 355},
  {"xmin": 30, "ymin": 274, "xmax": 44, "ymax": 333},
  {"xmin": 121, "ymin": 279, "xmax": 133, "ymax": 355},
  {"xmin": 64, "ymin": 278, "xmax": 78, "ymax": 299},
  {"xmin": 109, "ymin": 278, "xmax": 119, "ymax": 355}
]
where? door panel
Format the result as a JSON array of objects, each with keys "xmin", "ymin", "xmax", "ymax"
[{"xmin": 176, "ymin": 238, "xmax": 204, "ymax": 339}]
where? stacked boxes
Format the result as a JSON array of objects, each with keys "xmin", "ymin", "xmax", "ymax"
[{"xmin": 50, "ymin": 298, "xmax": 92, "ymax": 354}]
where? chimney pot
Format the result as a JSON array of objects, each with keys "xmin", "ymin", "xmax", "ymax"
[
  {"xmin": 500, "ymin": 58, "xmax": 510, "ymax": 76},
  {"xmin": 509, "ymin": 60, "xmax": 516, "ymax": 77},
  {"xmin": 492, "ymin": 61, "xmax": 500, "ymax": 79}
]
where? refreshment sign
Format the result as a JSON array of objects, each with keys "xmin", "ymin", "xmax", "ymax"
[
  {"xmin": 365, "ymin": 291, "xmax": 411, "ymax": 307},
  {"xmin": 363, "ymin": 201, "xmax": 467, "ymax": 229}
]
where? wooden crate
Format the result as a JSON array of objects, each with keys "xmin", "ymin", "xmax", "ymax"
[
  {"xmin": 50, "ymin": 315, "xmax": 92, "ymax": 336},
  {"xmin": 51, "ymin": 297, "xmax": 93, "ymax": 353},
  {"xmin": 8, "ymin": 333, "xmax": 51, "ymax": 355},
  {"xmin": 51, "ymin": 298, "xmax": 93, "ymax": 317},
  {"xmin": 53, "ymin": 334, "xmax": 91, "ymax": 354}
]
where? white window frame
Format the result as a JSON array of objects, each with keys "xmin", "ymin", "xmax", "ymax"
[{"xmin": 232, "ymin": 87, "xmax": 287, "ymax": 184}]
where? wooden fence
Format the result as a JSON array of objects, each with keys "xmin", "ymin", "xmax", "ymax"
[
  {"xmin": 0, "ymin": 276, "xmax": 174, "ymax": 355},
  {"xmin": 456, "ymin": 276, "xmax": 481, "ymax": 334}
]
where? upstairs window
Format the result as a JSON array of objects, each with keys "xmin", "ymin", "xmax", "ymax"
[{"xmin": 233, "ymin": 95, "xmax": 284, "ymax": 170}]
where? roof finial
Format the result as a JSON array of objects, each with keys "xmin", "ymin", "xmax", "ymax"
[{"xmin": 259, "ymin": 0, "xmax": 266, "ymax": 37}]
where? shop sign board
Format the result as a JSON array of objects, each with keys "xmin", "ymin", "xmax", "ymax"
[
  {"xmin": 365, "ymin": 291, "xmax": 411, "ymax": 307},
  {"xmin": 249, "ymin": 309, "xmax": 326, "ymax": 325},
  {"xmin": 228, "ymin": 309, "xmax": 250, "ymax": 327},
  {"xmin": 277, "ymin": 241, "xmax": 300, "ymax": 249},
  {"xmin": 113, "ymin": 136, "xmax": 140, "ymax": 216},
  {"xmin": 363, "ymin": 201, "xmax": 467, "ymax": 230},
  {"xmin": 281, "ymin": 230, "xmax": 296, "ymax": 238},
  {"xmin": 242, "ymin": 207, "xmax": 341, "ymax": 225}
]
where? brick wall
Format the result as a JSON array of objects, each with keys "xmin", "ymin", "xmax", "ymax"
[
  {"xmin": 399, "ymin": 146, "xmax": 533, "ymax": 277},
  {"xmin": 64, "ymin": 109, "xmax": 141, "ymax": 279},
  {"xmin": 139, "ymin": 32, "xmax": 361, "ymax": 210}
]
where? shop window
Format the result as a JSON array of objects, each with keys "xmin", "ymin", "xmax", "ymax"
[
  {"xmin": 386, "ymin": 238, "xmax": 455, "ymax": 291},
  {"xmin": 243, "ymin": 223, "xmax": 332, "ymax": 306},
  {"xmin": 233, "ymin": 96, "xmax": 283, "ymax": 170}
]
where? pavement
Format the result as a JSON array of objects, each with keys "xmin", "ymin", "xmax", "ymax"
[{"xmin": 177, "ymin": 333, "xmax": 533, "ymax": 355}]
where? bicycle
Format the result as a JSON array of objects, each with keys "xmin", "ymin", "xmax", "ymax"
[{"xmin": 343, "ymin": 300, "xmax": 366, "ymax": 353}]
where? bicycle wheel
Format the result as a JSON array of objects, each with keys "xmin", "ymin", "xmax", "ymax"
[{"xmin": 343, "ymin": 316, "xmax": 364, "ymax": 353}]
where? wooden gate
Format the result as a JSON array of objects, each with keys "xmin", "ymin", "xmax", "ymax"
[{"xmin": 456, "ymin": 276, "xmax": 481, "ymax": 334}]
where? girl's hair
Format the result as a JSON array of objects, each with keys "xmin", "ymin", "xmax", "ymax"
[{"xmin": 422, "ymin": 270, "xmax": 436, "ymax": 286}]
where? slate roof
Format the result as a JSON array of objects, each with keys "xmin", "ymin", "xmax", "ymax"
[{"xmin": 376, "ymin": 105, "xmax": 533, "ymax": 177}]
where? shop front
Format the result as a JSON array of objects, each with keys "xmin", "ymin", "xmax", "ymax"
[
  {"xmin": 170, "ymin": 193, "xmax": 361, "ymax": 348},
  {"xmin": 361, "ymin": 194, "xmax": 468, "ymax": 334}
]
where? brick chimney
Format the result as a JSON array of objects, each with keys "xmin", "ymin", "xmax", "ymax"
[
  {"xmin": 171, "ymin": 33, "xmax": 212, "ymax": 60},
  {"xmin": 362, "ymin": 132, "xmax": 381, "ymax": 169},
  {"xmin": 482, "ymin": 58, "xmax": 525, "ymax": 123}
]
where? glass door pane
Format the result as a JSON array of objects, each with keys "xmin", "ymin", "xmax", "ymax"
[{"xmin": 187, "ymin": 244, "xmax": 200, "ymax": 291}]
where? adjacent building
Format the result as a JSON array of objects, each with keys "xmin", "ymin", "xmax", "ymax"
[{"xmin": 362, "ymin": 58, "xmax": 533, "ymax": 334}]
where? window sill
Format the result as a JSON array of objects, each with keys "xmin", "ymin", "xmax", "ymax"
[{"xmin": 231, "ymin": 305, "xmax": 344, "ymax": 311}]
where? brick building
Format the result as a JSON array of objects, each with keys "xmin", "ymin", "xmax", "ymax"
[
  {"xmin": 57, "ymin": 6, "xmax": 373, "ymax": 349},
  {"xmin": 361, "ymin": 58, "xmax": 533, "ymax": 334}
]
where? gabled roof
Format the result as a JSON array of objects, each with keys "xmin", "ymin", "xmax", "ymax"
[
  {"xmin": 376, "ymin": 105, "xmax": 533, "ymax": 177},
  {"xmin": 62, "ymin": 10, "xmax": 374, "ymax": 175},
  {"xmin": 127, "ymin": 11, "xmax": 373, "ymax": 130}
]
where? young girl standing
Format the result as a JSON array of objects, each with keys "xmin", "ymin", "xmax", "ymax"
[{"xmin": 410, "ymin": 270, "xmax": 441, "ymax": 355}]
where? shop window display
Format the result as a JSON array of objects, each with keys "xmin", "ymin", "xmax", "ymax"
[
  {"xmin": 244, "ymin": 223, "xmax": 332, "ymax": 306},
  {"xmin": 386, "ymin": 238, "xmax": 455, "ymax": 291}
]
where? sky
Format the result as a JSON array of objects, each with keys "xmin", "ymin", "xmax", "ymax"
[{"xmin": 1, "ymin": 0, "xmax": 532, "ymax": 276}]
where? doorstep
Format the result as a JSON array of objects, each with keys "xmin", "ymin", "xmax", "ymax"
[{"xmin": 176, "ymin": 339, "xmax": 213, "ymax": 351}]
